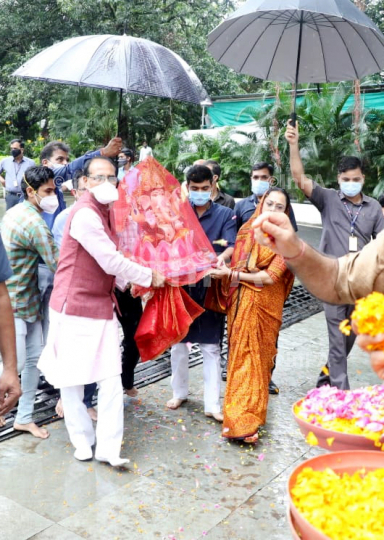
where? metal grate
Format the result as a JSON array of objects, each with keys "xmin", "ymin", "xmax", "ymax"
[{"xmin": 0, "ymin": 285, "xmax": 323, "ymax": 441}]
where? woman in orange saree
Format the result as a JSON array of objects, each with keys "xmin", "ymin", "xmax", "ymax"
[{"xmin": 210, "ymin": 188, "xmax": 294, "ymax": 443}]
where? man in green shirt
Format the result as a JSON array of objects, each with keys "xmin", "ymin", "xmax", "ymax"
[{"xmin": 1, "ymin": 166, "xmax": 59, "ymax": 438}]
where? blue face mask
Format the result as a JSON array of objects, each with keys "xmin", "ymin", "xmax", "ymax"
[
  {"xmin": 340, "ymin": 182, "xmax": 363, "ymax": 198},
  {"xmin": 189, "ymin": 190, "xmax": 211, "ymax": 207},
  {"xmin": 252, "ymin": 179, "xmax": 270, "ymax": 197}
]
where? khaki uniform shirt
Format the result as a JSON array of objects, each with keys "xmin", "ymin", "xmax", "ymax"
[{"xmin": 336, "ymin": 230, "xmax": 384, "ymax": 303}]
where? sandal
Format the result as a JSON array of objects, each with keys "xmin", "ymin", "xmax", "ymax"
[{"xmin": 244, "ymin": 432, "xmax": 259, "ymax": 444}]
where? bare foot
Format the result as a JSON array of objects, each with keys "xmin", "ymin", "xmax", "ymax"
[
  {"xmin": 166, "ymin": 398, "xmax": 187, "ymax": 410},
  {"xmin": 125, "ymin": 387, "xmax": 139, "ymax": 398},
  {"xmin": 87, "ymin": 407, "xmax": 98, "ymax": 421},
  {"xmin": 13, "ymin": 422, "xmax": 50, "ymax": 439},
  {"xmin": 205, "ymin": 412, "xmax": 224, "ymax": 423},
  {"xmin": 0, "ymin": 416, "xmax": 5, "ymax": 427},
  {"xmin": 55, "ymin": 398, "xmax": 64, "ymax": 418}
]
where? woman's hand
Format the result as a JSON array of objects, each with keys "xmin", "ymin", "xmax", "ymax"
[
  {"xmin": 215, "ymin": 253, "xmax": 227, "ymax": 267},
  {"xmin": 151, "ymin": 270, "xmax": 166, "ymax": 288},
  {"xmin": 210, "ymin": 265, "xmax": 231, "ymax": 279}
]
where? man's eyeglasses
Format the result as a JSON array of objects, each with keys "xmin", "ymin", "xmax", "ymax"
[{"xmin": 87, "ymin": 175, "xmax": 118, "ymax": 185}]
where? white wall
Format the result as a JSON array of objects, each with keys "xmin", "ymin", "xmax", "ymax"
[
  {"xmin": 291, "ymin": 202, "xmax": 322, "ymax": 227},
  {"xmin": 234, "ymin": 199, "xmax": 322, "ymax": 227}
]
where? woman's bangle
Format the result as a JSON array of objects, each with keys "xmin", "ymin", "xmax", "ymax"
[
  {"xmin": 284, "ymin": 240, "xmax": 306, "ymax": 261},
  {"xmin": 229, "ymin": 269, "xmax": 240, "ymax": 286}
]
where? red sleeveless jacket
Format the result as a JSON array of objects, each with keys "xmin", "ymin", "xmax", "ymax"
[{"xmin": 50, "ymin": 190, "xmax": 118, "ymax": 320}]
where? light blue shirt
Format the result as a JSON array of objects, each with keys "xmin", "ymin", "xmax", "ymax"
[
  {"xmin": 0, "ymin": 156, "xmax": 35, "ymax": 192},
  {"xmin": 52, "ymin": 204, "xmax": 74, "ymax": 249},
  {"xmin": 118, "ymin": 164, "xmax": 135, "ymax": 181}
]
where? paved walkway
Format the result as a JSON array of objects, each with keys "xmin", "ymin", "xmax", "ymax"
[{"xmin": 0, "ymin": 312, "xmax": 379, "ymax": 540}]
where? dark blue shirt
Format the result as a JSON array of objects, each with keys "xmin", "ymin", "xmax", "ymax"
[
  {"xmin": 183, "ymin": 202, "xmax": 236, "ymax": 344},
  {"xmin": 0, "ymin": 235, "xmax": 12, "ymax": 282},
  {"xmin": 194, "ymin": 201, "xmax": 236, "ymax": 253},
  {"xmin": 42, "ymin": 149, "xmax": 102, "ymax": 229},
  {"xmin": 235, "ymin": 194, "xmax": 298, "ymax": 232}
]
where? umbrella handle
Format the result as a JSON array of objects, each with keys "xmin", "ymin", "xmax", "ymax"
[{"xmin": 290, "ymin": 112, "xmax": 297, "ymax": 128}]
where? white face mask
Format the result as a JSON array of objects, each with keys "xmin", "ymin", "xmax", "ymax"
[
  {"xmin": 36, "ymin": 194, "xmax": 59, "ymax": 214},
  {"xmin": 89, "ymin": 181, "xmax": 118, "ymax": 205}
]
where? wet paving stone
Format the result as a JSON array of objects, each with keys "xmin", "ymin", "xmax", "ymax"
[{"xmin": 0, "ymin": 313, "xmax": 380, "ymax": 539}]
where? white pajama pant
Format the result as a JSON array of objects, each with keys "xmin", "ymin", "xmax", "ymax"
[
  {"xmin": 170, "ymin": 343, "xmax": 221, "ymax": 414},
  {"xmin": 60, "ymin": 375, "xmax": 123, "ymax": 460}
]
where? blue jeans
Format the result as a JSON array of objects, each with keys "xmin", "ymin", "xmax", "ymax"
[
  {"xmin": 5, "ymin": 192, "xmax": 21, "ymax": 210},
  {"xmin": 14, "ymin": 318, "xmax": 43, "ymax": 424},
  {"xmin": 38, "ymin": 264, "xmax": 55, "ymax": 346}
]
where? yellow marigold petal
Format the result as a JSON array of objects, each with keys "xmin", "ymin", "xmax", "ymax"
[
  {"xmin": 339, "ymin": 319, "xmax": 352, "ymax": 336},
  {"xmin": 306, "ymin": 432, "xmax": 318, "ymax": 446}
]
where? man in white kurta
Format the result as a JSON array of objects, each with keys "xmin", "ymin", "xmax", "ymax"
[{"xmin": 38, "ymin": 156, "xmax": 164, "ymax": 466}]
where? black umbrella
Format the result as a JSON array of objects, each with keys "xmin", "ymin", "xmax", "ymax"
[
  {"xmin": 13, "ymin": 34, "xmax": 209, "ymax": 135},
  {"xmin": 208, "ymin": 0, "xmax": 384, "ymax": 124}
]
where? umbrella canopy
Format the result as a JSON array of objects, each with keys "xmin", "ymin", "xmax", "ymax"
[
  {"xmin": 13, "ymin": 34, "xmax": 208, "ymax": 105},
  {"xmin": 207, "ymin": 0, "xmax": 384, "ymax": 84}
]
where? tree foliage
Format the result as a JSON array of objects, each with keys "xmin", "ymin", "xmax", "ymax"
[
  {"xmin": 154, "ymin": 82, "xmax": 384, "ymax": 197},
  {"xmin": 0, "ymin": 0, "xmax": 253, "ymax": 150}
]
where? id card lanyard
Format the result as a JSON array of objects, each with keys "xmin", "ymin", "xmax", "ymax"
[
  {"xmin": 343, "ymin": 200, "xmax": 363, "ymax": 252},
  {"xmin": 13, "ymin": 160, "xmax": 23, "ymax": 188}
]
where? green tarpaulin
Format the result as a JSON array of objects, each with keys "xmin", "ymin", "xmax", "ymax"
[{"xmin": 207, "ymin": 91, "xmax": 384, "ymax": 128}]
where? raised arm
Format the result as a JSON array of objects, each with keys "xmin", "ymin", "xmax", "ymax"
[
  {"xmin": 285, "ymin": 120, "xmax": 313, "ymax": 198},
  {"xmin": 54, "ymin": 137, "xmax": 122, "ymax": 183}
]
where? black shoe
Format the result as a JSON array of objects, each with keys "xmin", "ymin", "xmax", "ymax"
[
  {"xmin": 316, "ymin": 366, "xmax": 331, "ymax": 388},
  {"xmin": 37, "ymin": 376, "xmax": 53, "ymax": 391},
  {"xmin": 268, "ymin": 380, "xmax": 279, "ymax": 395},
  {"xmin": 221, "ymin": 369, "xmax": 227, "ymax": 382}
]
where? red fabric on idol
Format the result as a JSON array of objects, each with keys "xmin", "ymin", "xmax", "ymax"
[{"xmin": 113, "ymin": 157, "xmax": 216, "ymax": 360}]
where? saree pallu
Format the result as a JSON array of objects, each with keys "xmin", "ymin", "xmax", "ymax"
[{"xmin": 221, "ymin": 210, "xmax": 294, "ymax": 439}]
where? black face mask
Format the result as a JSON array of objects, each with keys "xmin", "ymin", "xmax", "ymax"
[
  {"xmin": 118, "ymin": 159, "xmax": 128, "ymax": 168},
  {"xmin": 11, "ymin": 148, "xmax": 21, "ymax": 158}
]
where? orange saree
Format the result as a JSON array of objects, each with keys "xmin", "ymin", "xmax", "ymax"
[{"xmin": 222, "ymin": 205, "xmax": 294, "ymax": 439}]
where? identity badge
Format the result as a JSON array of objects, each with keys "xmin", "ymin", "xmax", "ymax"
[{"xmin": 349, "ymin": 236, "xmax": 358, "ymax": 252}]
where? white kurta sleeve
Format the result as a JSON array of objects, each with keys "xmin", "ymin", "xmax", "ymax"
[{"xmin": 70, "ymin": 207, "xmax": 152, "ymax": 290}]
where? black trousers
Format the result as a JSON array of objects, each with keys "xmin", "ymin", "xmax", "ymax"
[
  {"xmin": 115, "ymin": 288, "xmax": 143, "ymax": 391},
  {"xmin": 317, "ymin": 303, "xmax": 356, "ymax": 390}
]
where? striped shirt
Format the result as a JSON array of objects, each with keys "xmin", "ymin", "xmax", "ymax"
[{"xmin": 1, "ymin": 201, "xmax": 59, "ymax": 322}]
